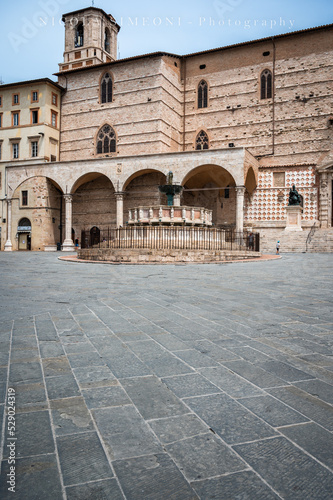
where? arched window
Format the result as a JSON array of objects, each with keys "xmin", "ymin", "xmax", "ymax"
[
  {"xmin": 260, "ymin": 69, "xmax": 272, "ymax": 99},
  {"xmin": 196, "ymin": 130, "xmax": 209, "ymax": 150},
  {"xmin": 101, "ymin": 73, "xmax": 113, "ymax": 103},
  {"xmin": 18, "ymin": 217, "xmax": 31, "ymax": 229},
  {"xmin": 75, "ymin": 23, "xmax": 84, "ymax": 48},
  {"xmin": 96, "ymin": 125, "xmax": 116, "ymax": 154},
  {"xmin": 198, "ymin": 80, "xmax": 208, "ymax": 109},
  {"xmin": 104, "ymin": 28, "xmax": 110, "ymax": 53}
]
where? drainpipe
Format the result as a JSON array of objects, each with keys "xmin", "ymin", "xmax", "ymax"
[
  {"xmin": 182, "ymin": 57, "xmax": 186, "ymax": 152},
  {"xmin": 59, "ymin": 75, "xmax": 67, "ymax": 162}
]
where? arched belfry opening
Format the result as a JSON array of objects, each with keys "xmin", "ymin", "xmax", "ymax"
[
  {"xmin": 75, "ymin": 23, "xmax": 84, "ymax": 47},
  {"xmin": 105, "ymin": 28, "xmax": 110, "ymax": 53}
]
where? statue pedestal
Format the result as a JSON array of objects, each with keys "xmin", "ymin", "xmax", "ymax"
[{"xmin": 285, "ymin": 205, "xmax": 303, "ymax": 232}]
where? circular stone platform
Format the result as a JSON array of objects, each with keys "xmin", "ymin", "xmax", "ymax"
[{"xmin": 60, "ymin": 251, "xmax": 280, "ymax": 265}]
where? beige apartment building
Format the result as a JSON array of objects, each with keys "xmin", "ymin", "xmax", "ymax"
[
  {"xmin": 0, "ymin": 79, "xmax": 63, "ymax": 250},
  {"xmin": 2, "ymin": 7, "xmax": 333, "ymax": 252}
]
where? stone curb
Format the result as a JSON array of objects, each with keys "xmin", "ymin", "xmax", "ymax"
[{"xmin": 58, "ymin": 254, "xmax": 282, "ymax": 265}]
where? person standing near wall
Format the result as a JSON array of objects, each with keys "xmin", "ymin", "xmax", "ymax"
[{"xmin": 276, "ymin": 241, "xmax": 280, "ymax": 255}]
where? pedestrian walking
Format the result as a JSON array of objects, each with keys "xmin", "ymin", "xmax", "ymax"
[{"xmin": 276, "ymin": 240, "xmax": 280, "ymax": 255}]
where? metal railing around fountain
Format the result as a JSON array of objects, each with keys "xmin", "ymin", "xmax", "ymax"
[{"xmin": 80, "ymin": 227, "xmax": 260, "ymax": 252}]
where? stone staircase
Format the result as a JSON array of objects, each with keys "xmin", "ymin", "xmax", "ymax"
[{"xmin": 259, "ymin": 227, "xmax": 333, "ymax": 253}]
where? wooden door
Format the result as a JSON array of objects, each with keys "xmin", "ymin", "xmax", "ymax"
[{"xmin": 18, "ymin": 233, "xmax": 28, "ymax": 250}]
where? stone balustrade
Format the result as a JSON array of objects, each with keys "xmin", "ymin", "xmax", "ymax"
[{"xmin": 127, "ymin": 205, "xmax": 213, "ymax": 226}]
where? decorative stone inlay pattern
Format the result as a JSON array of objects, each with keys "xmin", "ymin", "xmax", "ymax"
[{"xmin": 245, "ymin": 167, "xmax": 318, "ymax": 222}]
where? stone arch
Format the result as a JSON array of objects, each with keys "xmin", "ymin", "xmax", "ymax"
[
  {"xmin": 122, "ymin": 168, "xmax": 166, "ymax": 192},
  {"xmin": 71, "ymin": 172, "xmax": 116, "ymax": 234},
  {"xmin": 181, "ymin": 164, "xmax": 237, "ymax": 227},
  {"xmin": 11, "ymin": 176, "xmax": 64, "ymax": 251},
  {"xmin": 123, "ymin": 169, "xmax": 167, "ymax": 220},
  {"xmin": 9, "ymin": 174, "xmax": 64, "ymax": 200},
  {"xmin": 70, "ymin": 171, "xmax": 115, "ymax": 194},
  {"xmin": 181, "ymin": 164, "xmax": 236, "ymax": 190},
  {"xmin": 245, "ymin": 167, "xmax": 257, "ymax": 195}
]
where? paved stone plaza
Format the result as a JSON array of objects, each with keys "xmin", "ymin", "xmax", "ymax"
[{"xmin": 0, "ymin": 252, "xmax": 332, "ymax": 499}]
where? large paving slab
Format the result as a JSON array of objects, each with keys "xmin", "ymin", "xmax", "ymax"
[{"xmin": 0, "ymin": 252, "xmax": 332, "ymax": 499}]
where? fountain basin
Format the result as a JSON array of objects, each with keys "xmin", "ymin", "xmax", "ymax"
[{"xmin": 127, "ymin": 205, "xmax": 213, "ymax": 226}]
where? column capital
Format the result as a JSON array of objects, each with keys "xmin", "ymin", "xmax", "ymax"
[
  {"xmin": 114, "ymin": 191, "xmax": 125, "ymax": 199},
  {"xmin": 235, "ymin": 186, "xmax": 246, "ymax": 194},
  {"xmin": 63, "ymin": 194, "xmax": 73, "ymax": 202},
  {"xmin": 6, "ymin": 198, "xmax": 12, "ymax": 206}
]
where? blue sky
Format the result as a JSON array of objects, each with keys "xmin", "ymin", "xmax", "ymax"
[{"xmin": 1, "ymin": 0, "xmax": 332, "ymax": 84}]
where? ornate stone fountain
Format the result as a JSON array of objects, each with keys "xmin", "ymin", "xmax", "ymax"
[
  {"xmin": 127, "ymin": 171, "xmax": 212, "ymax": 226},
  {"xmin": 158, "ymin": 171, "xmax": 183, "ymax": 206}
]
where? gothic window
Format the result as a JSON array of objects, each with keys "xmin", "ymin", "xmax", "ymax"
[
  {"xmin": 101, "ymin": 73, "xmax": 113, "ymax": 103},
  {"xmin": 198, "ymin": 80, "xmax": 208, "ymax": 109},
  {"xmin": 104, "ymin": 28, "xmax": 110, "ymax": 53},
  {"xmin": 260, "ymin": 69, "xmax": 272, "ymax": 99},
  {"xmin": 75, "ymin": 23, "xmax": 84, "ymax": 47},
  {"xmin": 96, "ymin": 125, "xmax": 116, "ymax": 154},
  {"xmin": 196, "ymin": 130, "xmax": 209, "ymax": 150}
]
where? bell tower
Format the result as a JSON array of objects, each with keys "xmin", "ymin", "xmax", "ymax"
[{"xmin": 59, "ymin": 7, "xmax": 120, "ymax": 72}]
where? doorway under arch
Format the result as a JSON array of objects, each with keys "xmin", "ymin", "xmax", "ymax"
[
  {"xmin": 17, "ymin": 217, "xmax": 32, "ymax": 251},
  {"xmin": 90, "ymin": 226, "xmax": 100, "ymax": 246}
]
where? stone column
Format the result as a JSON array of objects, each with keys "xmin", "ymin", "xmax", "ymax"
[
  {"xmin": 62, "ymin": 194, "xmax": 75, "ymax": 251},
  {"xmin": 173, "ymin": 193, "xmax": 181, "ymax": 207},
  {"xmin": 115, "ymin": 192, "xmax": 125, "ymax": 228},
  {"xmin": 235, "ymin": 186, "xmax": 245, "ymax": 234},
  {"xmin": 4, "ymin": 199, "xmax": 13, "ymax": 251}
]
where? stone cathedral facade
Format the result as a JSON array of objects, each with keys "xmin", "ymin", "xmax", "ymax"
[{"xmin": 1, "ymin": 7, "xmax": 332, "ymax": 252}]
